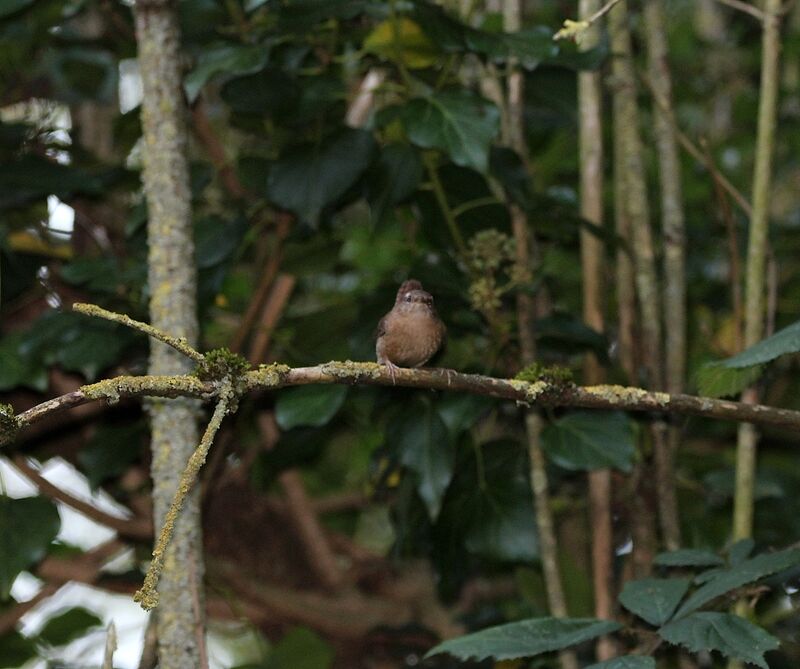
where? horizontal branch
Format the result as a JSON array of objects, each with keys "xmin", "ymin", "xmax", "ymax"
[{"xmin": 5, "ymin": 362, "xmax": 800, "ymax": 444}]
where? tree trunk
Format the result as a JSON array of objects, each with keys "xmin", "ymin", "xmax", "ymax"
[{"xmin": 134, "ymin": 1, "xmax": 206, "ymax": 666}]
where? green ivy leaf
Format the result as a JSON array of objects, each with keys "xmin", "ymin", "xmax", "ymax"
[
  {"xmin": 541, "ymin": 411, "xmax": 636, "ymax": 472},
  {"xmin": 365, "ymin": 143, "xmax": 423, "ymax": 224},
  {"xmin": 184, "ymin": 43, "xmax": 270, "ymax": 102},
  {"xmin": 673, "ymin": 547, "xmax": 800, "ymax": 619},
  {"xmin": 78, "ymin": 422, "xmax": 146, "ymax": 490},
  {"xmin": 364, "ymin": 17, "xmax": 439, "ymax": 69},
  {"xmin": 390, "ymin": 399, "xmax": 453, "ymax": 520},
  {"xmin": 265, "ymin": 627, "xmax": 333, "ymax": 669},
  {"xmin": 38, "ymin": 607, "xmax": 103, "ymax": 647},
  {"xmin": 618, "ymin": 578, "xmax": 690, "ymax": 626},
  {"xmin": 438, "ymin": 439, "xmax": 537, "ymax": 562},
  {"xmin": 275, "ymin": 386, "xmax": 348, "ymax": 430},
  {"xmin": 653, "ymin": 549, "xmax": 724, "ymax": 568},
  {"xmin": 659, "ymin": 613, "xmax": 779, "ymax": 669},
  {"xmin": 221, "ymin": 68, "xmax": 300, "ymax": 117},
  {"xmin": 585, "ymin": 657, "xmax": 655, "ymax": 669},
  {"xmin": 266, "ymin": 128, "xmax": 376, "ymax": 226},
  {"xmin": 0, "ymin": 495, "xmax": 60, "ymax": 600},
  {"xmin": 426, "ymin": 617, "xmax": 621, "ymax": 661},
  {"xmin": 384, "ymin": 91, "xmax": 500, "ymax": 173}
]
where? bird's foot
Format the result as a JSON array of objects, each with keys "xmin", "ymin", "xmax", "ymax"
[
  {"xmin": 438, "ymin": 367, "xmax": 456, "ymax": 386},
  {"xmin": 383, "ymin": 361, "xmax": 400, "ymax": 385}
]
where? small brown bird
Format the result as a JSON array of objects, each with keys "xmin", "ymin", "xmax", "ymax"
[{"xmin": 376, "ymin": 279, "xmax": 446, "ymax": 383}]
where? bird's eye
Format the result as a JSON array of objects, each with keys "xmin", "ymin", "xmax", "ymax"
[{"xmin": 405, "ymin": 294, "xmax": 412, "ymax": 302}]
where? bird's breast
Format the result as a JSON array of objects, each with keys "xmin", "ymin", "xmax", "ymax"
[{"xmin": 379, "ymin": 310, "xmax": 444, "ymax": 367}]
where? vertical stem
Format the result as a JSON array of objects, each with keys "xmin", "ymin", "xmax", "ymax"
[
  {"xmin": 733, "ymin": 0, "xmax": 783, "ymax": 543},
  {"xmin": 578, "ymin": 0, "xmax": 615, "ymax": 661},
  {"xmin": 134, "ymin": 1, "xmax": 204, "ymax": 666},
  {"xmin": 609, "ymin": 0, "xmax": 680, "ymax": 554},
  {"xmin": 504, "ymin": 3, "xmax": 577, "ymax": 669},
  {"xmin": 643, "ymin": 0, "xmax": 686, "ymax": 552}
]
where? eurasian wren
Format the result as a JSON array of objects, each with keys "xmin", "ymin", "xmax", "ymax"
[{"xmin": 376, "ymin": 279, "xmax": 446, "ymax": 383}]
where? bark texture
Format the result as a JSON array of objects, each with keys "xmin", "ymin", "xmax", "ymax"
[{"xmin": 134, "ymin": 1, "xmax": 205, "ymax": 666}]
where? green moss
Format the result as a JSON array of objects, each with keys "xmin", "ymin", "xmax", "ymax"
[
  {"xmin": 195, "ymin": 348, "xmax": 250, "ymax": 381},
  {"xmin": 0, "ymin": 403, "xmax": 19, "ymax": 445},
  {"xmin": 515, "ymin": 363, "xmax": 574, "ymax": 385}
]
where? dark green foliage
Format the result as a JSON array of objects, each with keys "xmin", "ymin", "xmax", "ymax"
[
  {"xmin": 426, "ymin": 617, "xmax": 621, "ymax": 661},
  {"xmin": 659, "ymin": 613, "xmax": 779, "ymax": 669},
  {"xmin": 275, "ymin": 385, "xmax": 348, "ymax": 430},
  {"xmin": 541, "ymin": 411, "xmax": 636, "ymax": 472},
  {"xmin": 37, "ymin": 607, "xmax": 103, "ymax": 647},
  {"xmin": 2, "ymin": 0, "xmax": 800, "ymax": 666},
  {"xmin": 0, "ymin": 496, "xmax": 60, "ymax": 600},
  {"xmin": 618, "ymin": 578, "xmax": 691, "ymax": 626}
]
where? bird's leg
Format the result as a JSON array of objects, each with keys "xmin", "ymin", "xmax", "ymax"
[{"xmin": 383, "ymin": 360, "xmax": 400, "ymax": 385}]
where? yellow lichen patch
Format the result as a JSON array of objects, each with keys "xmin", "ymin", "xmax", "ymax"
[
  {"xmin": 321, "ymin": 360, "xmax": 383, "ymax": 380},
  {"xmin": 508, "ymin": 379, "xmax": 548, "ymax": 404},
  {"xmin": 246, "ymin": 363, "xmax": 291, "ymax": 389},
  {"xmin": 584, "ymin": 384, "xmax": 670, "ymax": 407}
]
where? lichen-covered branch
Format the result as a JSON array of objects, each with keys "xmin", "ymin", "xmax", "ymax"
[
  {"xmin": 135, "ymin": 382, "xmax": 234, "ymax": 610},
  {"xmin": 7, "ymin": 363, "xmax": 800, "ymax": 448},
  {"xmin": 73, "ymin": 303, "xmax": 205, "ymax": 364}
]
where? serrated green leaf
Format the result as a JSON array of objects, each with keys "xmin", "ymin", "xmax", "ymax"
[
  {"xmin": 653, "ymin": 549, "xmax": 724, "ymax": 568},
  {"xmin": 266, "ymin": 129, "xmax": 376, "ymax": 226},
  {"xmin": 38, "ymin": 607, "xmax": 103, "ymax": 647},
  {"xmin": 385, "ymin": 91, "xmax": 500, "ymax": 173},
  {"xmin": 275, "ymin": 386, "xmax": 348, "ymax": 430},
  {"xmin": 184, "ymin": 43, "xmax": 270, "ymax": 102},
  {"xmin": 695, "ymin": 361, "xmax": 762, "ymax": 399},
  {"xmin": 390, "ymin": 400, "xmax": 453, "ymax": 520},
  {"xmin": 659, "ymin": 612, "xmax": 779, "ymax": 669},
  {"xmin": 0, "ymin": 630, "xmax": 36, "ymax": 668},
  {"xmin": 0, "ymin": 495, "xmax": 60, "ymax": 599},
  {"xmin": 426, "ymin": 617, "xmax": 621, "ymax": 661},
  {"xmin": 541, "ymin": 411, "xmax": 635, "ymax": 472},
  {"xmin": 673, "ymin": 547, "xmax": 800, "ymax": 619},
  {"xmin": 727, "ymin": 538, "xmax": 755, "ymax": 565},
  {"xmin": 619, "ymin": 578, "xmax": 690, "ymax": 626},
  {"xmin": 721, "ymin": 318, "xmax": 800, "ymax": 368},
  {"xmin": 585, "ymin": 657, "xmax": 655, "ymax": 669}
]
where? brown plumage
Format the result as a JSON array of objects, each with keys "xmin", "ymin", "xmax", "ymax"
[{"xmin": 376, "ymin": 279, "xmax": 446, "ymax": 383}]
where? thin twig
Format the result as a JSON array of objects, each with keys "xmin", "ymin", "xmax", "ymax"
[
  {"xmin": 101, "ymin": 622, "xmax": 117, "ymax": 669},
  {"xmin": 134, "ymin": 383, "xmax": 233, "ymax": 610},
  {"xmin": 12, "ymin": 456, "xmax": 153, "ymax": 540},
  {"xmin": 640, "ymin": 72, "xmax": 753, "ymax": 217},
  {"xmin": 713, "ymin": 0, "xmax": 765, "ymax": 21},
  {"xmin": 553, "ymin": 0, "xmax": 623, "ymax": 41},
  {"xmin": 73, "ymin": 303, "xmax": 205, "ymax": 364}
]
